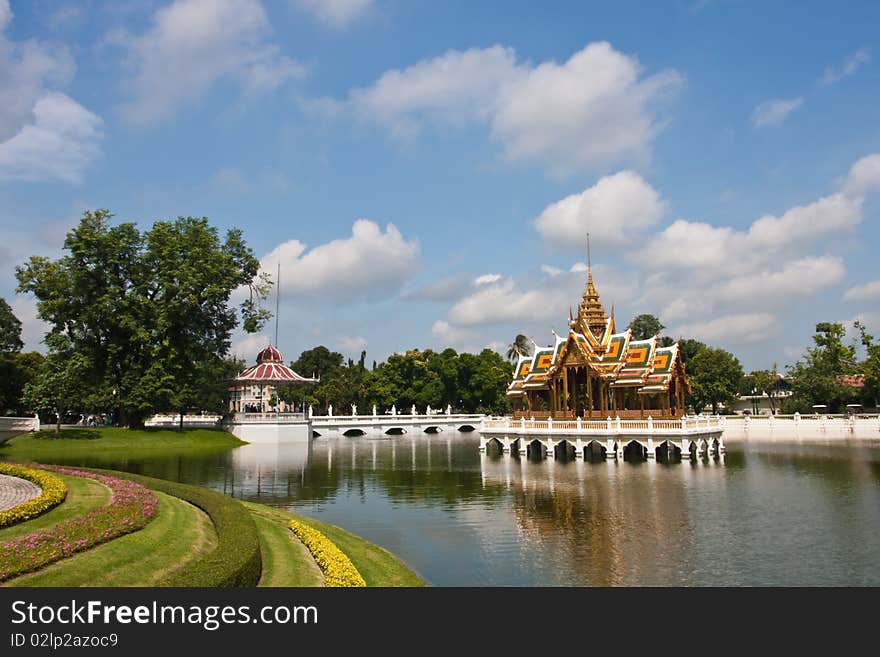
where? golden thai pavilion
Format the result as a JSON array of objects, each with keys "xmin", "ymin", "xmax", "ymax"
[{"xmin": 507, "ymin": 264, "xmax": 689, "ymax": 419}]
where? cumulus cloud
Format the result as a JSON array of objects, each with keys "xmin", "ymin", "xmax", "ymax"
[
  {"xmin": 534, "ymin": 170, "xmax": 665, "ymax": 247},
  {"xmin": 715, "ymin": 256, "xmax": 846, "ymax": 304},
  {"xmin": 670, "ymin": 313, "xmax": 777, "ymax": 344},
  {"xmin": 230, "ymin": 332, "xmax": 271, "ymax": 361},
  {"xmin": 259, "ymin": 219, "xmax": 420, "ymax": 302},
  {"xmin": 431, "ymin": 320, "xmax": 473, "ymax": 348},
  {"xmin": 342, "ymin": 41, "xmax": 682, "ymax": 175},
  {"xmin": 844, "ymin": 280, "xmax": 880, "ymax": 302},
  {"xmin": 294, "ymin": 0, "xmax": 372, "ymax": 28},
  {"xmin": 0, "ymin": 91, "xmax": 102, "ymax": 183},
  {"xmin": 822, "ymin": 47, "xmax": 870, "ymax": 85},
  {"xmin": 112, "ymin": 0, "xmax": 304, "ymax": 126},
  {"xmin": 474, "ymin": 273, "xmax": 502, "ymax": 286},
  {"xmin": 0, "ymin": 3, "xmax": 100, "ymax": 182},
  {"xmin": 843, "ymin": 153, "xmax": 880, "ymax": 197},
  {"xmin": 541, "ymin": 265, "xmax": 562, "ymax": 276},
  {"xmin": 751, "ymin": 97, "xmax": 803, "ymax": 127}
]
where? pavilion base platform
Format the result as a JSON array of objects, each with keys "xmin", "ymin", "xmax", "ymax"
[
  {"xmin": 224, "ymin": 413, "xmax": 312, "ymax": 443},
  {"xmin": 479, "ymin": 415, "xmax": 724, "ymax": 461}
]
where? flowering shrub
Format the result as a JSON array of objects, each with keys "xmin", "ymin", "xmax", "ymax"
[
  {"xmin": 0, "ymin": 463, "xmax": 67, "ymax": 528},
  {"xmin": 289, "ymin": 519, "xmax": 366, "ymax": 587},
  {"xmin": 0, "ymin": 466, "xmax": 158, "ymax": 582}
]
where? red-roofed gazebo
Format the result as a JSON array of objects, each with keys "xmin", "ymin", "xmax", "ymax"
[{"xmin": 230, "ymin": 345, "xmax": 317, "ymax": 413}]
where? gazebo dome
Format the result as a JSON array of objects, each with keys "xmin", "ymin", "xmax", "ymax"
[{"xmin": 256, "ymin": 345, "xmax": 283, "ymax": 364}]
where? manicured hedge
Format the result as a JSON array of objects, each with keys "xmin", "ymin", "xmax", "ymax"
[
  {"xmin": 289, "ymin": 519, "xmax": 366, "ymax": 587},
  {"xmin": 83, "ymin": 469, "xmax": 261, "ymax": 588},
  {"xmin": 0, "ymin": 463, "xmax": 67, "ymax": 528}
]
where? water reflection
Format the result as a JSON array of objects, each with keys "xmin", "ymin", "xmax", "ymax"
[{"xmin": 4, "ymin": 432, "xmax": 879, "ymax": 585}]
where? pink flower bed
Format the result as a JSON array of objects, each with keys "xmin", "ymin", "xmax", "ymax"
[{"xmin": 0, "ymin": 466, "xmax": 158, "ymax": 582}]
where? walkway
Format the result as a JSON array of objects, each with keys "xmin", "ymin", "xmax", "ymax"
[{"xmin": 0, "ymin": 474, "xmax": 41, "ymax": 512}]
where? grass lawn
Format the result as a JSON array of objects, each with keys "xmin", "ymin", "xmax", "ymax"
[
  {"xmin": 0, "ymin": 473, "xmax": 111, "ymax": 542},
  {"xmin": 243, "ymin": 502, "xmax": 425, "ymax": 587},
  {"xmin": 6, "ymin": 491, "xmax": 216, "ymax": 587},
  {"xmin": 251, "ymin": 514, "xmax": 324, "ymax": 587},
  {"xmin": 0, "ymin": 427, "xmax": 245, "ymax": 463}
]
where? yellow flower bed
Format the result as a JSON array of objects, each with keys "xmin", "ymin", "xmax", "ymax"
[
  {"xmin": 288, "ymin": 520, "xmax": 366, "ymax": 587},
  {"xmin": 0, "ymin": 463, "xmax": 68, "ymax": 528}
]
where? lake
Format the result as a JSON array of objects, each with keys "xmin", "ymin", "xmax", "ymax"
[{"xmin": 14, "ymin": 432, "xmax": 880, "ymax": 586}]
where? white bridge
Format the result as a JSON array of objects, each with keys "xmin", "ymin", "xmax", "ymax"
[
  {"xmin": 0, "ymin": 416, "xmax": 40, "ymax": 444},
  {"xmin": 479, "ymin": 414, "xmax": 724, "ymax": 461},
  {"xmin": 223, "ymin": 409, "xmax": 484, "ymax": 443},
  {"xmin": 311, "ymin": 413, "xmax": 483, "ymax": 438}
]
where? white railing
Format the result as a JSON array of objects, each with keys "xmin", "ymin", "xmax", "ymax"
[
  {"xmin": 481, "ymin": 414, "xmax": 723, "ymax": 436},
  {"xmin": 145, "ymin": 414, "xmax": 222, "ymax": 427},
  {"xmin": 233, "ymin": 412, "xmax": 307, "ymax": 423},
  {"xmin": 311, "ymin": 413, "xmax": 483, "ymax": 425}
]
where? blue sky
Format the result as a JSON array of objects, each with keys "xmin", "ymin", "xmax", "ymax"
[{"xmin": 1, "ymin": 0, "xmax": 879, "ymax": 373}]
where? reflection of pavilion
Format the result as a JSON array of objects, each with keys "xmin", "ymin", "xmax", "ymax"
[{"xmin": 479, "ymin": 450, "xmax": 725, "ymax": 585}]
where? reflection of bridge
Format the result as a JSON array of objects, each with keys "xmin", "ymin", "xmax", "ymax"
[
  {"xmin": 0, "ymin": 416, "xmax": 40, "ymax": 444},
  {"xmin": 479, "ymin": 415, "xmax": 724, "ymax": 460},
  {"xmin": 311, "ymin": 414, "xmax": 484, "ymax": 438}
]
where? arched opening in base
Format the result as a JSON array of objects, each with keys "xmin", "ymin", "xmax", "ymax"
[
  {"xmin": 554, "ymin": 440, "xmax": 576, "ymax": 461},
  {"xmin": 526, "ymin": 439, "xmax": 546, "ymax": 461},
  {"xmin": 484, "ymin": 437, "xmax": 503, "ymax": 454},
  {"xmin": 623, "ymin": 440, "xmax": 648, "ymax": 462},
  {"xmin": 655, "ymin": 440, "xmax": 681, "ymax": 463},
  {"xmin": 583, "ymin": 440, "xmax": 607, "ymax": 462}
]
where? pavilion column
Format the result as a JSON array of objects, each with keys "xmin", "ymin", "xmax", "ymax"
[
  {"xmin": 586, "ymin": 368, "xmax": 593, "ymax": 418},
  {"xmin": 639, "ymin": 393, "xmax": 644, "ymax": 418},
  {"xmin": 573, "ymin": 368, "xmax": 580, "ymax": 418},
  {"xmin": 563, "ymin": 368, "xmax": 569, "ymax": 415}
]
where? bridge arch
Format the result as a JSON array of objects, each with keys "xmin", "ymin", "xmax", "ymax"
[
  {"xmin": 484, "ymin": 436, "xmax": 504, "ymax": 452},
  {"xmin": 385, "ymin": 427, "xmax": 407, "ymax": 435},
  {"xmin": 424, "ymin": 426, "xmax": 442, "ymax": 434},
  {"xmin": 457, "ymin": 424, "xmax": 477, "ymax": 432},
  {"xmin": 343, "ymin": 428, "xmax": 366, "ymax": 437}
]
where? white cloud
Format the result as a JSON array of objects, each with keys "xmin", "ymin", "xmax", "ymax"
[
  {"xmin": 0, "ymin": 3, "xmax": 100, "ymax": 183},
  {"xmin": 47, "ymin": 5, "xmax": 85, "ymax": 31},
  {"xmin": 844, "ymin": 280, "xmax": 880, "ymax": 302},
  {"xmin": 400, "ymin": 275, "xmax": 471, "ymax": 302},
  {"xmin": 431, "ymin": 320, "xmax": 473, "ymax": 347},
  {"xmin": 541, "ymin": 265, "xmax": 562, "ymax": 276},
  {"xmin": 534, "ymin": 170, "xmax": 665, "ymax": 247},
  {"xmin": 843, "ymin": 153, "xmax": 880, "ymax": 197},
  {"xmin": 751, "ymin": 97, "xmax": 803, "ymax": 127},
  {"xmin": 345, "ymin": 41, "xmax": 682, "ymax": 175},
  {"xmin": 715, "ymin": 256, "xmax": 846, "ymax": 304},
  {"xmin": 783, "ymin": 345, "xmax": 804, "ymax": 360},
  {"xmin": 569, "ymin": 262, "xmax": 587, "ymax": 273},
  {"xmin": 474, "ymin": 273, "xmax": 502, "ymax": 286},
  {"xmin": 337, "ymin": 335, "xmax": 367, "ymax": 354},
  {"xmin": 822, "ymin": 47, "xmax": 870, "ymax": 85},
  {"xmin": 259, "ymin": 219, "xmax": 420, "ymax": 301},
  {"xmin": 294, "ymin": 0, "xmax": 372, "ymax": 28},
  {"xmin": 671, "ymin": 313, "xmax": 777, "ymax": 344},
  {"xmin": 0, "ymin": 92, "xmax": 103, "ymax": 183},
  {"xmin": 112, "ymin": 0, "xmax": 304, "ymax": 126}
]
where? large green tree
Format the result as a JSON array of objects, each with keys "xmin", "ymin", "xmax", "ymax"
[
  {"xmin": 628, "ymin": 314, "xmax": 665, "ymax": 340},
  {"xmin": 0, "ymin": 298, "xmax": 23, "ymax": 354},
  {"xmin": 687, "ymin": 347, "xmax": 744, "ymax": 414},
  {"xmin": 22, "ymin": 340, "xmax": 90, "ymax": 435},
  {"xmin": 785, "ymin": 322, "xmax": 858, "ymax": 413},
  {"xmin": 16, "ymin": 210, "xmax": 270, "ymax": 427}
]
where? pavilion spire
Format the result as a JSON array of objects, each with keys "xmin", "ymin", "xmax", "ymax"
[{"xmin": 578, "ymin": 233, "xmax": 607, "ymax": 338}]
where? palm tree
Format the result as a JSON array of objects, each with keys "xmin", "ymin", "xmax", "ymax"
[{"xmin": 506, "ymin": 334, "xmax": 531, "ymax": 364}]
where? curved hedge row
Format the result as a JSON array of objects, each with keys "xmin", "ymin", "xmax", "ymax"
[
  {"xmin": 83, "ymin": 469, "xmax": 261, "ymax": 587},
  {"xmin": 0, "ymin": 463, "xmax": 67, "ymax": 528},
  {"xmin": 288, "ymin": 519, "xmax": 366, "ymax": 587},
  {"xmin": 0, "ymin": 467, "xmax": 157, "ymax": 582}
]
